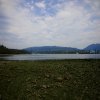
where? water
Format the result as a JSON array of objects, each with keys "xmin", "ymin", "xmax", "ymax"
[{"xmin": 0, "ymin": 54, "xmax": 100, "ymax": 60}]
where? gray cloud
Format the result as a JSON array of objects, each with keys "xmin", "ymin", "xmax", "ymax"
[{"xmin": 0, "ymin": 5, "xmax": 8, "ymax": 31}]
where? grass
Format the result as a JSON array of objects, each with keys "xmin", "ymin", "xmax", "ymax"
[{"xmin": 0, "ymin": 59, "xmax": 100, "ymax": 100}]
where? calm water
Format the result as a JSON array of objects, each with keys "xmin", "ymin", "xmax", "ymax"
[{"xmin": 0, "ymin": 54, "xmax": 100, "ymax": 60}]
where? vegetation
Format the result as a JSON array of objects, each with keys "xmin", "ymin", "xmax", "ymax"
[
  {"xmin": 0, "ymin": 60, "xmax": 100, "ymax": 100},
  {"xmin": 25, "ymin": 50, "xmax": 100, "ymax": 54},
  {"xmin": 0, "ymin": 45, "xmax": 29, "ymax": 54}
]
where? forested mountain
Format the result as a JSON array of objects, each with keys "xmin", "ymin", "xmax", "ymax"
[
  {"xmin": 84, "ymin": 44, "xmax": 100, "ymax": 50},
  {"xmin": 24, "ymin": 44, "xmax": 100, "ymax": 54},
  {"xmin": 24, "ymin": 46, "xmax": 79, "ymax": 54},
  {"xmin": 1, "ymin": 44, "xmax": 100, "ymax": 54},
  {"xmin": 0, "ymin": 45, "xmax": 29, "ymax": 54}
]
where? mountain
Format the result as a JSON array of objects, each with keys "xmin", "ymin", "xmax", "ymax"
[
  {"xmin": 0, "ymin": 45, "xmax": 29, "ymax": 54},
  {"xmin": 24, "ymin": 46, "xmax": 79, "ymax": 54},
  {"xmin": 84, "ymin": 44, "xmax": 100, "ymax": 51},
  {"xmin": 24, "ymin": 44, "xmax": 100, "ymax": 54},
  {"xmin": 1, "ymin": 43, "xmax": 100, "ymax": 54}
]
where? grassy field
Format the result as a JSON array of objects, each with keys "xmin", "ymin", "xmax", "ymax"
[{"xmin": 0, "ymin": 60, "xmax": 100, "ymax": 100}]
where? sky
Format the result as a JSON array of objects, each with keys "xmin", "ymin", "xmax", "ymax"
[{"xmin": 0, "ymin": 0, "xmax": 100, "ymax": 49}]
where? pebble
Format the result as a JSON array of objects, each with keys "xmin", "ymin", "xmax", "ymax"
[
  {"xmin": 42, "ymin": 85, "xmax": 47, "ymax": 89},
  {"xmin": 45, "ymin": 74, "xmax": 50, "ymax": 78},
  {"xmin": 56, "ymin": 77, "xmax": 63, "ymax": 82}
]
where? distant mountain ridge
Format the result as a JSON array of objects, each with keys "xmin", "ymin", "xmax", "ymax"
[
  {"xmin": 24, "ymin": 46, "xmax": 79, "ymax": 53},
  {"xmin": 24, "ymin": 44, "xmax": 100, "ymax": 54},
  {"xmin": 84, "ymin": 44, "xmax": 100, "ymax": 50},
  {"xmin": 1, "ymin": 43, "xmax": 100, "ymax": 54}
]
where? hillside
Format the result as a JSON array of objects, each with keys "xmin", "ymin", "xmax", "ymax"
[
  {"xmin": 0, "ymin": 45, "xmax": 29, "ymax": 54},
  {"xmin": 24, "ymin": 44, "xmax": 100, "ymax": 54},
  {"xmin": 24, "ymin": 46, "xmax": 79, "ymax": 54},
  {"xmin": 84, "ymin": 44, "xmax": 100, "ymax": 50}
]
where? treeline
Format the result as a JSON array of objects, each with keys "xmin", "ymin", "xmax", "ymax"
[
  {"xmin": 29, "ymin": 50, "xmax": 100, "ymax": 54},
  {"xmin": 29, "ymin": 50, "xmax": 77, "ymax": 54},
  {"xmin": 0, "ymin": 45, "xmax": 29, "ymax": 54}
]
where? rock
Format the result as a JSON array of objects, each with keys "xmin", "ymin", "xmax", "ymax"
[
  {"xmin": 47, "ymin": 85, "xmax": 50, "ymax": 88},
  {"xmin": 45, "ymin": 74, "xmax": 50, "ymax": 78},
  {"xmin": 38, "ymin": 94, "xmax": 42, "ymax": 98},
  {"xmin": 33, "ymin": 84, "xmax": 37, "ymax": 87},
  {"xmin": 32, "ymin": 79, "xmax": 37, "ymax": 84},
  {"xmin": 42, "ymin": 85, "xmax": 47, "ymax": 89},
  {"xmin": 38, "ymin": 76, "xmax": 41, "ymax": 79},
  {"xmin": 26, "ymin": 89, "xmax": 31, "ymax": 93},
  {"xmin": 56, "ymin": 77, "xmax": 63, "ymax": 82},
  {"xmin": 56, "ymin": 84, "xmax": 62, "ymax": 87}
]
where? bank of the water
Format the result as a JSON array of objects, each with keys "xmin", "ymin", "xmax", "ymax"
[{"xmin": 0, "ymin": 60, "xmax": 100, "ymax": 100}]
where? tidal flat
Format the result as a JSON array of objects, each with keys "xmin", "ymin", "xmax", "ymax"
[{"xmin": 0, "ymin": 60, "xmax": 100, "ymax": 100}]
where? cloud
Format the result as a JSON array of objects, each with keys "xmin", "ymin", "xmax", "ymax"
[
  {"xmin": 35, "ymin": 1, "xmax": 46, "ymax": 9},
  {"xmin": 84, "ymin": 0, "xmax": 100, "ymax": 9},
  {"xmin": 0, "ymin": 0, "xmax": 100, "ymax": 49}
]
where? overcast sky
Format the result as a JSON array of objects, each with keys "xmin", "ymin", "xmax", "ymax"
[{"xmin": 0, "ymin": 0, "xmax": 100, "ymax": 49}]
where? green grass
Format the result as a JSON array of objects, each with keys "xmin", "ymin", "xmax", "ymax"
[{"xmin": 0, "ymin": 60, "xmax": 100, "ymax": 100}]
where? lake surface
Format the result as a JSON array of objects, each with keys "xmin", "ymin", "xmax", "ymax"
[{"xmin": 0, "ymin": 54, "xmax": 100, "ymax": 60}]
